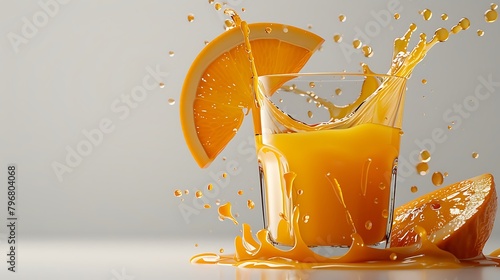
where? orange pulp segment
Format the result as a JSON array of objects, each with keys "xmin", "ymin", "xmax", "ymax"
[
  {"xmin": 180, "ymin": 22, "xmax": 324, "ymax": 168},
  {"xmin": 390, "ymin": 173, "xmax": 497, "ymax": 259}
]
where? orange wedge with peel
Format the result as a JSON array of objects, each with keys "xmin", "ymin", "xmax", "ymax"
[
  {"xmin": 390, "ymin": 173, "xmax": 497, "ymax": 259},
  {"xmin": 180, "ymin": 23, "xmax": 324, "ymax": 168}
]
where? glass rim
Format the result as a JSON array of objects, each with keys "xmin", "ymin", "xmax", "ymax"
[{"xmin": 257, "ymin": 72, "xmax": 408, "ymax": 81}]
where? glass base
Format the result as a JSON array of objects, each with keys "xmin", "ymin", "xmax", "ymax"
[{"xmin": 267, "ymin": 231, "xmax": 389, "ymax": 258}]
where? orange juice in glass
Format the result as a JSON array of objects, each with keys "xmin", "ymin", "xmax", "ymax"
[{"xmin": 255, "ymin": 73, "xmax": 407, "ymax": 248}]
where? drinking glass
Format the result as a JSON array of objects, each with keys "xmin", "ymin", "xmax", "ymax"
[{"xmin": 255, "ymin": 73, "xmax": 407, "ymax": 248}]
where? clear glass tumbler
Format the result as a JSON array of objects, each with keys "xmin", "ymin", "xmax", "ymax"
[{"xmin": 254, "ymin": 73, "xmax": 407, "ymax": 249}]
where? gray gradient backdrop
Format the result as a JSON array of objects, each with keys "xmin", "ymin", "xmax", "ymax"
[{"xmin": 1, "ymin": 0, "xmax": 500, "ymax": 276}]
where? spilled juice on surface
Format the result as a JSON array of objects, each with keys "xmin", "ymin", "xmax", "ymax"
[{"xmin": 189, "ymin": 5, "xmax": 500, "ymax": 269}]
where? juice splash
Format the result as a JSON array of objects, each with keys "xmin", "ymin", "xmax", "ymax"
[
  {"xmin": 192, "ymin": 217, "xmax": 500, "ymax": 269},
  {"xmin": 254, "ymin": 18, "xmax": 467, "ymax": 135},
  {"xmin": 192, "ymin": 176, "xmax": 500, "ymax": 268},
  {"xmin": 188, "ymin": 5, "xmax": 500, "ymax": 269},
  {"xmin": 218, "ymin": 202, "xmax": 239, "ymax": 225}
]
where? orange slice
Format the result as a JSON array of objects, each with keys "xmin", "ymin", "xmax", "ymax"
[
  {"xmin": 180, "ymin": 23, "xmax": 324, "ymax": 168},
  {"xmin": 390, "ymin": 173, "xmax": 497, "ymax": 259}
]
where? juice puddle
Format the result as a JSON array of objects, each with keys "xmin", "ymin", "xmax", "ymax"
[
  {"xmin": 190, "ymin": 5, "xmax": 500, "ymax": 270},
  {"xmin": 191, "ymin": 222, "xmax": 500, "ymax": 269}
]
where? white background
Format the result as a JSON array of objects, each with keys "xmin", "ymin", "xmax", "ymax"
[{"xmin": 1, "ymin": 0, "xmax": 499, "ymax": 279}]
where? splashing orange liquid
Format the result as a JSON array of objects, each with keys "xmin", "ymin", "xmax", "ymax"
[
  {"xmin": 218, "ymin": 202, "xmax": 238, "ymax": 225},
  {"xmin": 190, "ymin": 6, "xmax": 500, "ymax": 269},
  {"xmin": 192, "ymin": 218, "xmax": 500, "ymax": 268}
]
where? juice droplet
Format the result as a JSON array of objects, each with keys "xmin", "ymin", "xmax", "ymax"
[
  {"xmin": 432, "ymin": 172, "xmax": 444, "ymax": 186},
  {"xmin": 444, "ymin": 172, "xmax": 449, "ymax": 177},
  {"xmin": 307, "ymin": 24, "xmax": 313, "ymax": 29},
  {"xmin": 307, "ymin": 111, "xmax": 313, "ymax": 118},
  {"xmin": 187, "ymin": 14, "xmax": 195, "ymax": 22},
  {"xmin": 431, "ymin": 202, "xmax": 441, "ymax": 210},
  {"xmin": 441, "ymin": 13, "xmax": 448, "ymax": 20},
  {"xmin": 208, "ymin": 0, "xmax": 214, "ymax": 3},
  {"xmin": 237, "ymin": 190, "xmax": 243, "ymax": 195},
  {"xmin": 420, "ymin": 150, "xmax": 431, "ymax": 162},
  {"xmin": 159, "ymin": 82, "xmax": 165, "ymax": 88},
  {"xmin": 241, "ymin": 7, "xmax": 246, "ymax": 12},
  {"xmin": 365, "ymin": 220, "xmax": 373, "ymax": 230},
  {"xmin": 333, "ymin": 34, "xmax": 342, "ymax": 43},
  {"xmin": 303, "ymin": 215, "xmax": 310, "ymax": 223},
  {"xmin": 204, "ymin": 40, "xmax": 209, "ymax": 45},
  {"xmin": 264, "ymin": 26, "xmax": 272, "ymax": 34},
  {"xmin": 195, "ymin": 190, "xmax": 203, "ymax": 198},
  {"xmin": 335, "ymin": 88, "xmax": 342, "ymax": 95},
  {"xmin": 379, "ymin": 182, "xmax": 386, "ymax": 190},
  {"xmin": 247, "ymin": 200, "xmax": 255, "ymax": 210},
  {"xmin": 451, "ymin": 24, "xmax": 462, "ymax": 34},
  {"xmin": 219, "ymin": 248, "xmax": 224, "ymax": 253},
  {"xmin": 459, "ymin": 18, "xmax": 470, "ymax": 30},
  {"xmin": 174, "ymin": 189, "xmax": 182, "ymax": 197},
  {"xmin": 492, "ymin": 3, "xmax": 499, "ymax": 9},
  {"xmin": 485, "ymin": 8, "xmax": 498, "ymax": 22},
  {"xmin": 168, "ymin": 51, "xmax": 175, "ymax": 57},
  {"xmin": 222, "ymin": 172, "xmax": 228, "ymax": 178},
  {"xmin": 309, "ymin": 81, "xmax": 316, "ymax": 88},
  {"xmin": 434, "ymin": 27, "xmax": 449, "ymax": 42},
  {"xmin": 410, "ymin": 185, "xmax": 418, "ymax": 193},
  {"xmin": 184, "ymin": 190, "xmax": 189, "ymax": 195},
  {"xmin": 214, "ymin": 2, "xmax": 222, "ymax": 10},
  {"xmin": 472, "ymin": 152, "xmax": 479, "ymax": 158},
  {"xmin": 207, "ymin": 184, "xmax": 213, "ymax": 191},
  {"xmin": 168, "ymin": 98, "xmax": 176, "ymax": 105},
  {"xmin": 382, "ymin": 209, "xmax": 389, "ymax": 218},
  {"xmin": 416, "ymin": 162, "xmax": 429, "ymax": 175},
  {"xmin": 297, "ymin": 189, "xmax": 304, "ymax": 195},
  {"xmin": 394, "ymin": 13, "xmax": 400, "ymax": 20},
  {"xmin": 339, "ymin": 14, "xmax": 346, "ymax": 22},
  {"xmin": 421, "ymin": 79, "xmax": 427, "ymax": 84},
  {"xmin": 352, "ymin": 39, "xmax": 362, "ymax": 49},
  {"xmin": 194, "ymin": 243, "xmax": 199, "ymax": 247},
  {"xmin": 282, "ymin": 26, "xmax": 288, "ymax": 33},
  {"xmin": 215, "ymin": 199, "xmax": 221, "ymax": 205},
  {"xmin": 204, "ymin": 204, "xmax": 211, "ymax": 209},
  {"xmin": 362, "ymin": 45, "xmax": 373, "ymax": 57},
  {"xmin": 218, "ymin": 202, "xmax": 238, "ymax": 224},
  {"xmin": 421, "ymin": 9, "xmax": 432, "ymax": 20},
  {"xmin": 224, "ymin": 19, "xmax": 235, "ymax": 30},
  {"xmin": 390, "ymin": 253, "xmax": 398, "ymax": 261},
  {"xmin": 477, "ymin": 29, "xmax": 485, "ymax": 36}
]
